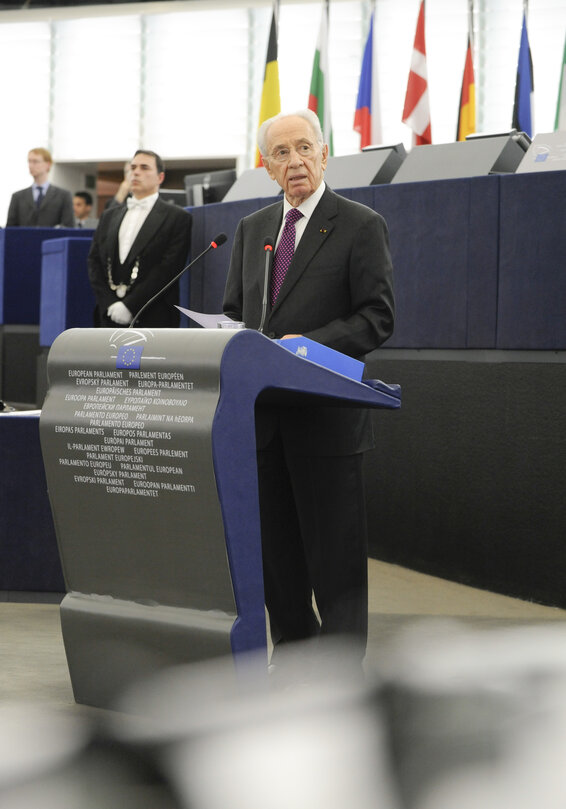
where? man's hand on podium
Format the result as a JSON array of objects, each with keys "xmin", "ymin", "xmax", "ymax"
[{"xmin": 107, "ymin": 301, "xmax": 132, "ymax": 325}]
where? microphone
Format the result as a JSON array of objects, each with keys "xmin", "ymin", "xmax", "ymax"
[
  {"xmin": 258, "ymin": 237, "xmax": 274, "ymax": 334},
  {"xmin": 129, "ymin": 233, "xmax": 227, "ymax": 328}
]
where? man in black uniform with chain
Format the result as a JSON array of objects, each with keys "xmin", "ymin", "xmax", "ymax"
[{"xmin": 88, "ymin": 149, "xmax": 191, "ymax": 328}]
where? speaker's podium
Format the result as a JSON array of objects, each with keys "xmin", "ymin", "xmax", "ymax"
[{"xmin": 39, "ymin": 327, "xmax": 400, "ymax": 709}]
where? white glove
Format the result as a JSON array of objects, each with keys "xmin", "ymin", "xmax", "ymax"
[{"xmin": 107, "ymin": 301, "xmax": 132, "ymax": 325}]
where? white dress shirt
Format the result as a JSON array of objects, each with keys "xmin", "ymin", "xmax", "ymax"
[
  {"xmin": 119, "ymin": 191, "xmax": 159, "ymax": 263},
  {"xmin": 275, "ymin": 181, "xmax": 326, "ymax": 252}
]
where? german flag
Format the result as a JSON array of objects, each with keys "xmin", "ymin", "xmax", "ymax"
[
  {"xmin": 255, "ymin": 4, "xmax": 281, "ymax": 167},
  {"xmin": 456, "ymin": 34, "xmax": 476, "ymax": 141}
]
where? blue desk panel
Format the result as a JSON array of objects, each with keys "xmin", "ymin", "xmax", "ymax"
[
  {"xmin": 497, "ymin": 171, "xmax": 566, "ymax": 349},
  {"xmin": 188, "ymin": 178, "xmax": 500, "ymax": 349},
  {"xmin": 40, "ymin": 237, "xmax": 95, "ymax": 347},
  {"xmin": 0, "ymin": 413, "xmax": 63, "ymax": 592},
  {"xmin": 0, "ymin": 227, "xmax": 93, "ymax": 325},
  {"xmin": 3, "ymin": 173, "xmax": 565, "ymax": 347},
  {"xmin": 370, "ymin": 177, "xmax": 499, "ymax": 348},
  {"xmin": 188, "ymin": 197, "xmax": 278, "ymax": 318}
]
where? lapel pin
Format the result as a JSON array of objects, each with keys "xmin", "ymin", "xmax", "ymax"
[{"xmin": 320, "ymin": 228, "xmax": 327, "ymax": 233}]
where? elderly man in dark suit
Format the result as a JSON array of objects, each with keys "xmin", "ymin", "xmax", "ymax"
[
  {"xmin": 88, "ymin": 149, "xmax": 192, "ymax": 328},
  {"xmin": 223, "ymin": 109, "xmax": 395, "ymax": 668},
  {"xmin": 6, "ymin": 147, "xmax": 74, "ymax": 228}
]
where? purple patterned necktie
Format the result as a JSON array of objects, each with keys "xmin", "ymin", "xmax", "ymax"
[{"xmin": 270, "ymin": 207, "xmax": 303, "ymax": 306}]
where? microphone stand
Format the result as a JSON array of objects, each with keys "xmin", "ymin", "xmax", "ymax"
[
  {"xmin": 129, "ymin": 233, "xmax": 227, "ymax": 328},
  {"xmin": 258, "ymin": 238, "xmax": 274, "ymax": 334}
]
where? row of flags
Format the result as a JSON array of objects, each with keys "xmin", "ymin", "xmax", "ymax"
[{"xmin": 256, "ymin": 0, "xmax": 559, "ymax": 160}]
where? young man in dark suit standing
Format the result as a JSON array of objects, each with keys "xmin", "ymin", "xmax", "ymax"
[
  {"xmin": 6, "ymin": 147, "xmax": 74, "ymax": 228},
  {"xmin": 223, "ymin": 110, "xmax": 395, "ymax": 669},
  {"xmin": 87, "ymin": 150, "xmax": 192, "ymax": 328}
]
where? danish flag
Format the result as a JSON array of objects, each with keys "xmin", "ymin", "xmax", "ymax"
[{"xmin": 402, "ymin": 0, "xmax": 431, "ymax": 145}]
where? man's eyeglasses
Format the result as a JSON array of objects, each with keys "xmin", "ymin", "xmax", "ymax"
[{"xmin": 268, "ymin": 143, "xmax": 318, "ymax": 163}]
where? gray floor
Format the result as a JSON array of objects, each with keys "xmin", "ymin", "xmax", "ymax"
[{"xmin": 2, "ymin": 558, "xmax": 566, "ymax": 715}]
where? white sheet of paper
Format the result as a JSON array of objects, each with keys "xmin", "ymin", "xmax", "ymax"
[{"xmin": 175, "ymin": 306, "xmax": 237, "ymax": 329}]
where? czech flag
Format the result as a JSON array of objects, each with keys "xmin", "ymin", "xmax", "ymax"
[{"xmin": 354, "ymin": 12, "xmax": 380, "ymax": 149}]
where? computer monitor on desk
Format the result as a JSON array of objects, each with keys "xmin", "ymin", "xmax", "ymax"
[
  {"xmin": 159, "ymin": 189, "xmax": 188, "ymax": 207},
  {"xmin": 184, "ymin": 169, "xmax": 237, "ymax": 206}
]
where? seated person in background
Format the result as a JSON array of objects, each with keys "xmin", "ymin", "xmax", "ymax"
[
  {"xmin": 88, "ymin": 149, "xmax": 192, "ymax": 328},
  {"xmin": 73, "ymin": 191, "xmax": 99, "ymax": 229},
  {"xmin": 6, "ymin": 147, "xmax": 74, "ymax": 228}
]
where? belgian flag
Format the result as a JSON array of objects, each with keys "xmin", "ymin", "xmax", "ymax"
[{"xmin": 255, "ymin": 4, "xmax": 281, "ymax": 167}]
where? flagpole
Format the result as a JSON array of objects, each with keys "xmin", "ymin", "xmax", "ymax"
[
  {"xmin": 469, "ymin": 0, "xmax": 476, "ymax": 133},
  {"xmin": 325, "ymin": 0, "xmax": 332, "ymax": 154},
  {"xmin": 371, "ymin": 0, "xmax": 380, "ymax": 144}
]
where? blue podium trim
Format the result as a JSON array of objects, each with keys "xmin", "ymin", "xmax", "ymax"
[{"xmin": 211, "ymin": 329, "xmax": 400, "ymax": 656}]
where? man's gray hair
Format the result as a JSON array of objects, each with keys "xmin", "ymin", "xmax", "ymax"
[{"xmin": 258, "ymin": 109, "xmax": 324, "ymax": 158}]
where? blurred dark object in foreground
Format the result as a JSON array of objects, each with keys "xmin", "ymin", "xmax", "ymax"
[{"xmin": 4, "ymin": 627, "xmax": 566, "ymax": 808}]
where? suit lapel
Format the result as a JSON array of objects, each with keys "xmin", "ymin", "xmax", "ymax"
[
  {"xmin": 25, "ymin": 187, "xmax": 36, "ymax": 213},
  {"xmin": 107, "ymin": 205, "xmax": 127, "ymax": 258},
  {"xmin": 40, "ymin": 185, "xmax": 55, "ymax": 210},
  {"xmin": 271, "ymin": 188, "xmax": 338, "ymax": 312}
]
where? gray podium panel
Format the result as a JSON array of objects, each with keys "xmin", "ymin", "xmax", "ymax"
[
  {"xmin": 392, "ymin": 135, "xmax": 528, "ymax": 183},
  {"xmin": 223, "ymin": 146, "xmax": 407, "ymax": 202},
  {"xmin": 325, "ymin": 146, "xmax": 407, "ymax": 188},
  {"xmin": 40, "ymin": 328, "xmax": 240, "ymax": 707},
  {"xmin": 516, "ymin": 131, "xmax": 566, "ymax": 173},
  {"xmin": 223, "ymin": 168, "xmax": 282, "ymax": 201}
]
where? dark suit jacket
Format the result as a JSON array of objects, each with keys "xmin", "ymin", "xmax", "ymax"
[
  {"xmin": 87, "ymin": 198, "xmax": 192, "ymax": 328},
  {"xmin": 6, "ymin": 185, "xmax": 74, "ymax": 228},
  {"xmin": 223, "ymin": 186, "xmax": 395, "ymax": 456}
]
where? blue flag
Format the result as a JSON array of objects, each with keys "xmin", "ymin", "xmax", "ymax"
[
  {"xmin": 512, "ymin": 12, "xmax": 534, "ymax": 136},
  {"xmin": 116, "ymin": 345, "xmax": 143, "ymax": 370}
]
